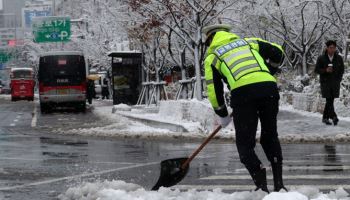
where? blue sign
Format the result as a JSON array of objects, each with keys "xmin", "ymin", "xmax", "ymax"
[
  {"xmin": 0, "ymin": 64, "xmax": 4, "ymax": 70},
  {"xmin": 24, "ymin": 9, "xmax": 52, "ymax": 28},
  {"xmin": 215, "ymin": 39, "xmax": 249, "ymax": 56}
]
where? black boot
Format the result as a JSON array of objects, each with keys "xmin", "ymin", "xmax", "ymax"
[
  {"xmin": 271, "ymin": 163, "xmax": 287, "ymax": 192},
  {"xmin": 248, "ymin": 167, "xmax": 269, "ymax": 193},
  {"xmin": 332, "ymin": 117, "xmax": 339, "ymax": 126},
  {"xmin": 322, "ymin": 118, "xmax": 332, "ymax": 125}
]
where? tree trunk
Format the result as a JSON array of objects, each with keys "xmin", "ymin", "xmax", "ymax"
[
  {"xmin": 194, "ymin": 41, "xmax": 202, "ymax": 100},
  {"xmin": 154, "ymin": 39, "xmax": 160, "ymax": 83},
  {"xmin": 343, "ymin": 39, "xmax": 348, "ymax": 62},
  {"xmin": 302, "ymin": 54, "xmax": 307, "ymax": 76},
  {"xmin": 181, "ymin": 49, "xmax": 186, "ymax": 80}
]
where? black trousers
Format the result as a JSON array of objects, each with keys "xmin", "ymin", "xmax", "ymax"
[
  {"xmin": 232, "ymin": 96, "xmax": 283, "ymax": 172},
  {"xmin": 323, "ymin": 98, "xmax": 337, "ymax": 119},
  {"xmin": 102, "ymin": 87, "xmax": 109, "ymax": 99}
]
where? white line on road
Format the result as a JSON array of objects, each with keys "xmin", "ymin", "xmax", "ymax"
[
  {"xmin": 173, "ymin": 185, "xmax": 350, "ymax": 191},
  {"xmin": 307, "ymin": 154, "xmax": 350, "ymax": 157},
  {"xmin": 0, "ymin": 161, "xmax": 158, "ymax": 191},
  {"xmin": 10, "ymin": 124, "xmax": 15, "ymax": 127},
  {"xmin": 201, "ymin": 174, "xmax": 350, "ymax": 180},
  {"xmin": 235, "ymin": 165, "xmax": 350, "ymax": 173},
  {"xmin": 0, "ymin": 157, "xmax": 44, "ymax": 161},
  {"xmin": 31, "ymin": 103, "xmax": 37, "ymax": 127},
  {"xmin": 0, "ymin": 157, "xmax": 146, "ymax": 165},
  {"xmin": 283, "ymin": 160, "xmax": 350, "ymax": 163}
]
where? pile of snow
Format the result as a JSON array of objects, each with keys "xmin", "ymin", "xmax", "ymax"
[
  {"xmin": 56, "ymin": 106, "xmax": 179, "ymax": 138},
  {"xmin": 115, "ymin": 99, "xmax": 230, "ymax": 135},
  {"xmin": 335, "ymin": 98, "xmax": 350, "ymax": 118},
  {"xmin": 153, "ymin": 99, "xmax": 221, "ymax": 133},
  {"xmin": 283, "ymin": 92, "xmax": 350, "ymax": 118},
  {"xmin": 58, "ymin": 180, "xmax": 350, "ymax": 200},
  {"xmin": 112, "ymin": 104, "xmax": 132, "ymax": 112},
  {"xmin": 0, "ymin": 94, "xmax": 11, "ymax": 100},
  {"xmin": 279, "ymin": 71, "xmax": 350, "ymax": 118}
]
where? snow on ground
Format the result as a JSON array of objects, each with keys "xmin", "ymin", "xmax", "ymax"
[
  {"xmin": 59, "ymin": 100, "xmax": 226, "ymax": 139},
  {"xmin": 60, "ymin": 104, "xmax": 182, "ymax": 139},
  {"xmin": 116, "ymin": 99, "xmax": 224, "ymax": 135},
  {"xmin": 0, "ymin": 94, "xmax": 39, "ymax": 100},
  {"xmin": 58, "ymin": 180, "xmax": 350, "ymax": 200},
  {"xmin": 58, "ymin": 99, "xmax": 350, "ymax": 143},
  {"xmin": 0, "ymin": 94, "xmax": 11, "ymax": 100},
  {"xmin": 278, "ymin": 105, "xmax": 350, "ymax": 143}
]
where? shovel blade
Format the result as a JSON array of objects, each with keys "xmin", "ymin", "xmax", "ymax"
[{"xmin": 151, "ymin": 157, "xmax": 189, "ymax": 191}]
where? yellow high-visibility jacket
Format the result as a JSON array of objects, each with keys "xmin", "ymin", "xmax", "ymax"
[{"xmin": 204, "ymin": 31, "xmax": 284, "ymax": 117}]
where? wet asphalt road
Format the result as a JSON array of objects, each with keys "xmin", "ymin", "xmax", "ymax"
[{"xmin": 1, "ymin": 97, "xmax": 350, "ymax": 199}]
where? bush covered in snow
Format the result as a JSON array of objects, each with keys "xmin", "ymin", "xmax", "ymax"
[{"xmin": 278, "ymin": 64, "xmax": 350, "ymax": 117}]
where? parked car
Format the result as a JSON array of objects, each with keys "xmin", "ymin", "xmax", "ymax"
[{"xmin": 1, "ymin": 84, "xmax": 11, "ymax": 94}]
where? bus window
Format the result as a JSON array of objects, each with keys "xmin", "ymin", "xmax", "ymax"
[{"xmin": 39, "ymin": 55, "xmax": 86, "ymax": 86}]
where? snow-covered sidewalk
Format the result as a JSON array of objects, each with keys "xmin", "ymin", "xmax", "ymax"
[
  {"xmin": 61, "ymin": 99, "xmax": 350, "ymax": 143},
  {"xmin": 58, "ymin": 179, "xmax": 350, "ymax": 200}
]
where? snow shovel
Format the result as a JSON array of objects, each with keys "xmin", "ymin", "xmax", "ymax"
[{"xmin": 151, "ymin": 124, "xmax": 224, "ymax": 190}]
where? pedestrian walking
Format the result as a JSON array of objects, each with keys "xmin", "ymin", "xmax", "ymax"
[
  {"xmin": 102, "ymin": 78, "xmax": 109, "ymax": 100},
  {"xmin": 86, "ymin": 79, "xmax": 95, "ymax": 104},
  {"xmin": 315, "ymin": 40, "xmax": 344, "ymax": 126}
]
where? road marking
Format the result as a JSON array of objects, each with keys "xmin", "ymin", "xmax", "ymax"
[
  {"xmin": 283, "ymin": 160, "xmax": 350, "ymax": 163},
  {"xmin": 31, "ymin": 103, "xmax": 37, "ymax": 127},
  {"xmin": 173, "ymin": 185, "xmax": 350, "ymax": 191},
  {"xmin": 0, "ymin": 161, "xmax": 158, "ymax": 191},
  {"xmin": 235, "ymin": 165, "xmax": 350, "ymax": 173},
  {"xmin": 10, "ymin": 124, "xmax": 15, "ymax": 127},
  {"xmin": 307, "ymin": 154, "xmax": 350, "ymax": 157},
  {"xmin": 13, "ymin": 119, "xmax": 18, "ymax": 122},
  {"xmin": 201, "ymin": 174, "xmax": 350, "ymax": 180},
  {"xmin": 0, "ymin": 157, "xmax": 145, "ymax": 165},
  {"xmin": 0, "ymin": 157, "xmax": 44, "ymax": 161}
]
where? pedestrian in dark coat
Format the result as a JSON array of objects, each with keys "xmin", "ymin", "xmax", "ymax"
[
  {"xmin": 86, "ymin": 80, "xmax": 95, "ymax": 104},
  {"xmin": 101, "ymin": 78, "xmax": 109, "ymax": 100},
  {"xmin": 315, "ymin": 40, "xmax": 344, "ymax": 125}
]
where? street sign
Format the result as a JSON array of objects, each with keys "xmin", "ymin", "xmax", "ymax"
[
  {"xmin": 32, "ymin": 16, "xmax": 71, "ymax": 43},
  {"xmin": 0, "ymin": 52, "xmax": 11, "ymax": 63},
  {"xmin": 23, "ymin": 8, "xmax": 52, "ymax": 28}
]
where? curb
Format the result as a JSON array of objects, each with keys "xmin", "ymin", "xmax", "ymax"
[{"xmin": 117, "ymin": 112, "xmax": 188, "ymax": 133}]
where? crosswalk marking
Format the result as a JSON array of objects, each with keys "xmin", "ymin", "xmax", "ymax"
[
  {"xmin": 234, "ymin": 165, "xmax": 350, "ymax": 173},
  {"xmin": 0, "ymin": 161, "xmax": 159, "ymax": 191},
  {"xmin": 307, "ymin": 153, "xmax": 350, "ymax": 157}
]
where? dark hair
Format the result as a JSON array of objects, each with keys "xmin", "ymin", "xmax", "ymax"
[{"xmin": 326, "ymin": 40, "xmax": 337, "ymax": 47}]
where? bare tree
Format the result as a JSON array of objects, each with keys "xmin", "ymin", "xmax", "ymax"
[
  {"xmin": 232, "ymin": 0, "xmax": 331, "ymax": 76},
  {"xmin": 129, "ymin": 0, "xmax": 236, "ymax": 100},
  {"xmin": 324, "ymin": 0, "xmax": 350, "ymax": 61}
]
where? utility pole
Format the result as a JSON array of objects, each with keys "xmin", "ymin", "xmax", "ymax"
[{"xmin": 52, "ymin": 0, "xmax": 56, "ymax": 16}]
